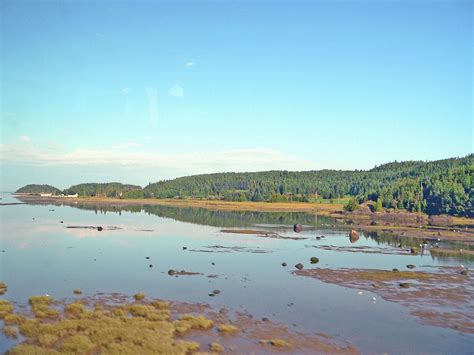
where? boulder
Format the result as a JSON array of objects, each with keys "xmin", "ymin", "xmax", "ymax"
[
  {"xmin": 295, "ymin": 263, "xmax": 304, "ymax": 270},
  {"xmin": 310, "ymin": 257, "xmax": 319, "ymax": 264},
  {"xmin": 349, "ymin": 230, "xmax": 359, "ymax": 243}
]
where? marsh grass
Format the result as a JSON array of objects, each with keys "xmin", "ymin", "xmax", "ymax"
[
  {"xmin": 0, "ymin": 282, "xmax": 7, "ymax": 295},
  {"xmin": 7, "ymin": 296, "xmax": 216, "ymax": 354}
]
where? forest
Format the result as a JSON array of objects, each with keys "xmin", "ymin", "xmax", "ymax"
[
  {"xmin": 15, "ymin": 155, "xmax": 473, "ymax": 217},
  {"xmin": 143, "ymin": 155, "xmax": 473, "ymax": 217}
]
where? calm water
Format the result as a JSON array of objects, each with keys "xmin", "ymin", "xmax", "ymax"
[{"xmin": 1, "ymin": 193, "xmax": 473, "ymax": 354}]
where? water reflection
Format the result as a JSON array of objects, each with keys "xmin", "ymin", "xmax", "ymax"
[{"xmin": 1, "ymin": 194, "xmax": 473, "ymax": 354}]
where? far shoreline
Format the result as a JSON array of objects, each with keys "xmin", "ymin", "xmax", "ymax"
[{"xmin": 11, "ymin": 194, "xmax": 474, "ymax": 243}]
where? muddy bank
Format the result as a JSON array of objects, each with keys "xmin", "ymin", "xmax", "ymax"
[
  {"xmin": 1, "ymin": 293, "xmax": 357, "ymax": 354},
  {"xmin": 294, "ymin": 267, "xmax": 474, "ymax": 334}
]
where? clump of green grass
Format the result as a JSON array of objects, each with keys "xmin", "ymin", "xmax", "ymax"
[
  {"xmin": 65, "ymin": 302, "xmax": 86, "ymax": 318},
  {"xmin": 217, "ymin": 324, "xmax": 239, "ymax": 333},
  {"xmin": 3, "ymin": 313, "xmax": 26, "ymax": 325},
  {"xmin": 209, "ymin": 342, "xmax": 224, "ymax": 352},
  {"xmin": 28, "ymin": 295, "xmax": 61, "ymax": 319},
  {"xmin": 0, "ymin": 300, "xmax": 13, "ymax": 318},
  {"xmin": 3, "ymin": 325, "xmax": 18, "ymax": 338},
  {"xmin": 133, "ymin": 293, "xmax": 145, "ymax": 301},
  {"xmin": 61, "ymin": 334, "xmax": 96, "ymax": 352},
  {"xmin": 270, "ymin": 339, "xmax": 291, "ymax": 347},
  {"xmin": 150, "ymin": 300, "xmax": 169, "ymax": 310},
  {"xmin": 174, "ymin": 314, "xmax": 214, "ymax": 334}
]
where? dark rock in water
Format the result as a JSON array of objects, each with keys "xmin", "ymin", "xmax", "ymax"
[
  {"xmin": 310, "ymin": 257, "xmax": 319, "ymax": 264},
  {"xmin": 97, "ymin": 226, "xmax": 103, "ymax": 231},
  {"xmin": 211, "ymin": 262, "xmax": 215, "ymax": 266},
  {"xmin": 149, "ymin": 264, "xmax": 153, "ymax": 268},
  {"xmin": 398, "ymin": 244, "xmax": 402, "ymax": 248},
  {"xmin": 212, "ymin": 290, "xmax": 221, "ymax": 295},
  {"xmin": 60, "ymin": 221, "xmax": 64, "ymax": 223},
  {"xmin": 295, "ymin": 263, "xmax": 304, "ymax": 270},
  {"xmin": 349, "ymin": 230, "xmax": 359, "ymax": 243},
  {"xmin": 145, "ymin": 256, "xmax": 150, "ymax": 259},
  {"xmin": 293, "ymin": 224, "xmax": 303, "ymax": 233},
  {"xmin": 316, "ymin": 236, "xmax": 321, "ymax": 240},
  {"xmin": 208, "ymin": 293, "xmax": 215, "ymax": 297},
  {"xmin": 168, "ymin": 269, "xmax": 177, "ymax": 276},
  {"xmin": 262, "ymin": 317, "xmax": 269, "ymax": 322},
  {"xmin": 406, "ymin": 264, "xmax": 416, "ymax": 269},
  {"xmin": 410, "ymin": 247, "xmax": 418, "ymax": 254},
  {"xmin": 460, "ymin": 269, "xmax": 468, "ymax": 276},
  {"xmin": 399, "ymin": 282, "xmax": 410, "ymax": 288},
  {"xmin": 392, "ymin": 268, "xmax": 399, "ymax": 272},
  {"xmin": 281, "ymin": 262, "xmax": 287, "ymax": 267},
  {"xmin": 182, "ymin": 246, "xmax": 187, "ymax": 250}
]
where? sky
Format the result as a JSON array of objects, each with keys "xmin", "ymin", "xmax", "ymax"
[{"xmin": 0, "ymin": 0, "xmax": 472, "ymax": 191}]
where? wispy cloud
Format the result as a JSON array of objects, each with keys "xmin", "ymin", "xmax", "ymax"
[
  {"xmin": 19, "ymin": 135, "xmax": 31, "ymax": 142},
  {"xmin": 185, "ymin": 61, "xmax": 195, "ymax": 67},
  {"xmin": 111, "ymin": 142, "xmax": 143, "ymax": 150},
  {"xmin": 168, "ymin": 85, "xmax": 184, "ymax": 98},
  {"xmin": 0, "ymin": 143, "xmax": 314, "ymax": 173}
]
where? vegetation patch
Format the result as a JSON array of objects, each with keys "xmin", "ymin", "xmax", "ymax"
[
  {"xmin": 0, "ymin": 282, "xmax": 7, "ymax": 295},
  {"xmin": 217, "ymin": 324, "xmax": 239, "ymax": 333},
  {"xmin": 0, "ymin": 300, "xmax": 13, "ymax": 318},
  {"xmin": 133, "ymin": 292, "xmax": 145, "ymax": 301}
]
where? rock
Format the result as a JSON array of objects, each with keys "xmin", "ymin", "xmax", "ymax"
[
  {"xmin": 168, "ymin": 269, "xmax": 177, "ymax": 276},
  {"xmin": 60, "ymin": 221, "xmax": 64, "ymax": 223},
  {"xmin": 293, "ymin": 224, "xmax": 303, "ymax": 233},
  {"xmin": 295, "ymin": 263, "xmax": 304, "ymax": 270},
  {"xmin": 211, "ymin": 262, "xmax": 215, "ymax": 266},
  {"xmin": 460, "ymin": 269, "xmax": 468, "ymax": 276},
  {"xmin": 316, "ymin": 236, "xmax": 321, "ymax": 240},
  {"xmin": 281, "ymin": 262, "xmax": 287, "ymax": 267},
  {"xmin": 149, "ymin": 264, "xmax": 153, "ymax": 268},
  {"xmin": 349, "ymin": 230, "xmax": 359, "ymax": 243},
  {"xmin": 208, "ymin": 293, "xmax": 215, "ymax": 297},
  {"xmin": 145, "ymin": 257, "xmax": 150, "ymax": 259},
  {"xmin": 392, "ymin": 268, "xmax": 399, "ymax": 272},
  {"xmin": 212, "ymin": 290, "xmax": 221, "ymax": 295},
  {"xmin": 406, "ymin": 264, "xmax": 416, "ymax": 269},
  {"xmin": 399, "ymin": 282, "xmax": 410, "ymax": 288},
  {"xmin": 261, "ymin": 317, "xmax": 269, "ymax": 322},
  {"xmin": 410, "ymin": 247, "xmax": 418, "ymax": 254},
  {"xmin": 182, "ymin": 246, "xmax": 187, "ymax": 250},
  {"xmin": 97, "ymin": 226, "xmax": 103, "ymax": 231},
  {"xmin": 310, "ymin": 257, "xmax": 319, "ymax": 264}
]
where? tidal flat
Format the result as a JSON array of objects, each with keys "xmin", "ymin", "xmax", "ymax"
[{"xmin": 1, "ymin": 193, "xmax": 473, "ymax": 353}]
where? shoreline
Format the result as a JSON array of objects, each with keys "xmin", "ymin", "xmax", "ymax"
[{"xmin": 11, "ymin": 194, "xmax": 474, "ymax": 243}]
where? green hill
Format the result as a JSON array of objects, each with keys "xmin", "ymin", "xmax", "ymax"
[
  {"xmin": 143, "ymin": 155, "xmax": 473, "ymax": 217},
  {"xmin": 15, "ymin": 184, "xmax": 62, "ymax": 195},
  {"xmin": 64, "ymin": 182, "xmax": 143, "ymax": 198}
]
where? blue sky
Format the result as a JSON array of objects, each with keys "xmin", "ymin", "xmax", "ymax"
[{"xmin": 1, "ymin": 0, "xmax": 472, "ymax": 190}]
